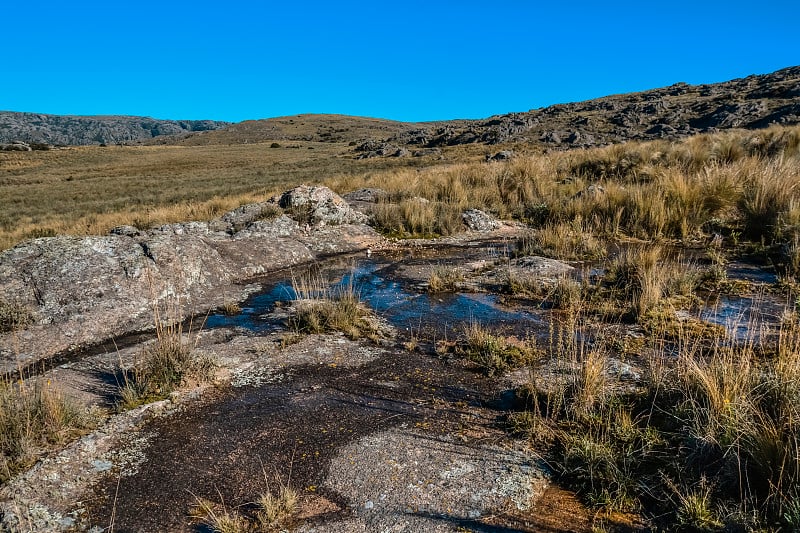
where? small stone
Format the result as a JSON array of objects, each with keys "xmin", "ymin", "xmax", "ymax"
[{"xmin": 364, "ymin": 500, "xmax": 374, "ymax": 509}]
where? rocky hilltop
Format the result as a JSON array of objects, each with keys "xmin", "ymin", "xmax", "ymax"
[
  {"xmin": 0, "ymin": 112, "xmax": 229, "ymax": 147},
  {"xmin": 2, "ymin": 65, "xmax": 799, "ymax": 150},
  {"xmin": 169, "ymin": 65, "xmax": 800, "ymax": 151},
  {"xmin": 408, "ymin": 65, "xmax": 800, "ymax": 149}
]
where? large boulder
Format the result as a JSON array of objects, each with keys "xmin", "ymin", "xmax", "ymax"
[{"xmin": 278, "ymin": 185, "xmax": 368, "ymax": 226}]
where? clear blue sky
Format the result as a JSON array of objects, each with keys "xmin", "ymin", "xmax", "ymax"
[{"xmin": 2, "ymin": 1, "xmax": 798, "ymax": 123}]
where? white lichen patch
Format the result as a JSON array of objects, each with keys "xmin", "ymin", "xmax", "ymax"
[{"xmin": 323, "ymin": 428, "xmax": 549, "ymax": 525}]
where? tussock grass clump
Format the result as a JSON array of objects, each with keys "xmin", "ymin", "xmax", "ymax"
[
  {"xmin": 191, "ymin": 485, "xmax": 299, "ymax": 533},
  {"xmin": 505, "ymin": 274, "xmax": 583, "ymax": 311},
  {"xmin": 549, "ymin": 277, "xmax": 583, "ymax": 311},
  {"xmin": 289, "ymin": 272, "xmax": 381, "ymax": 340},
  {"xmin": 427, "ymin": 265, "xmax": 464, "ymax": 292},
  {"xmin": 603, "ymin": 246, "xmax": 700, "ymax": 321},
  {"xmin": 117, "ymin": 302, "xmax": 214, "ymax": 410},
  {"xmin": 517, "ymin": 217, "xmax": 606, "ymax": 261},
  {"xmin": 190, "ymin": 498, "xmax": 248, "ymax": 533},
  {"xmin": 462, "ymin": 322, "xmax": 538, "ymax": 376},
  {"xmin": 370, "ymin": 197, "xmax": 463, "ymax": 238},
  {"xmin": 514, "ymin": 308, "xmax": 800, "ymax": 528},
  {"xmin": 604, "ymin": 246, "xmax": 666, "ymax": 319},
  {"xmin": 257, "ymin": 486, "xmax": 299, "ymax": 530},
  {"xmin": 220, "ymin": 301, "xmax": 242, "ymax": 316},
  {"xmin": 739, "ymin": 157, "xmax": 800, "ymax": 241},
  {"xmin": 0, "ymin": 378, "xmax": 97, "ymax": 483}
]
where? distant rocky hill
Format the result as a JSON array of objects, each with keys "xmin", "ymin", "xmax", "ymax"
[
  {"xmin": 0, "ymin": 112, "xmax": 229, "ymax": 147},
  {"xmin": 170, "ymin": 65, "xmax": 800, "ymax": 153},
  {"xmin": 417, "ymin": 65, "xmax": 800, "ymax": 149},
  {"xmin": 3, "ymin": 65, "xmax": 799, "ymax": 150}
]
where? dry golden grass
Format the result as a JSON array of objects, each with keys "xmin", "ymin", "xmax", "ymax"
[
  {"xmin": 1, "ymin": 378, "xmax": 97, "ymax": 483},
  {"xmin": 3, "ymin": 124, "xmax": 800, "ymax": 255},
  {"xmin": 0, "ymin": 141, "xmax": 488, "ymax": 250}
]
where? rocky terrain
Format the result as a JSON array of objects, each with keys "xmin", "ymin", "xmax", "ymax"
[
  {"xmin": 3, "ymin": 66, "xmax": 798, "ymax": 150},
  {"xmin": 0, "ymin": 185, "xmax": 596, "ymax": 532},
  {"xmin": 0, "ymin": 113, "xmax": 228, "ymax": 147},
  {"xmin": 137, "ymin": 65, "xmax": 800, "ymax": 151},
  {"xmin": 407, "ymin": 65, "xmax": 800, "ymax": 149},
  {"xmin": 0, "ymin": 186, "xmax": 375, "ymax": 376},
  {"xmin": 0, "ymin": 178, "xmax": 791, "ymax": 531},
  {"xmin": 94, "ymin": 67, "xmax": 800, "ymax": 152},
  {"xmin": 3, "ymin": 67, "xmax": 800, "ymax": 532}
]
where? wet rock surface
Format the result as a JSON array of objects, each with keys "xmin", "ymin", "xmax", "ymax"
[
  {"xmin": 81, "ymin": 342, "xmax": 535, "ymax": 532},
  {"xmin": 0, "ymin": 231, "xmax": 579, "ymax": 532}
]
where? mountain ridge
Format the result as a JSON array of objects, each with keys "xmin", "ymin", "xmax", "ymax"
[
  {"xmin": 0, "ymin": 112, "xmax": 229, "ymax": 147},
  {"xmin": 2, "ymin": 65, "xmax": 799, "ymax": 149}
]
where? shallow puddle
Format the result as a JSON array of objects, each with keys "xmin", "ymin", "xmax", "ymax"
[
  {"xmin": 701, "ymin": 293, "xmax": 790, "ymax": 340},
  {"xmin": 206, "ymin": 255, "xmax": 545, "ymax": 338}
]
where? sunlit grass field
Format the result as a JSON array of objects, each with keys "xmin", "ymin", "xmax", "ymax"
[{"xmin": 0, "ymin": 140, "xmax": 488, "ymax": 250}]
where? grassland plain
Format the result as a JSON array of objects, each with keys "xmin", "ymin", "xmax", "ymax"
[{"xmin": 0, "ymin": 140, "xmax": 492, "ymax": 250}]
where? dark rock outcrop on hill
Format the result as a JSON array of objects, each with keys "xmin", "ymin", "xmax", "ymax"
[
  {"xmin": 0, "ymin": 112, "xmax": 229, "ymax": 146},
  {"xmin": 164, "ymin": 65, "xmax": 800, "ymax": 153},
  {"xmin": 394, "ymin": 65, "xmax": 800, "ymax": 150}
]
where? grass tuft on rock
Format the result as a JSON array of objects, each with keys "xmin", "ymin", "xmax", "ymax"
[
  {"xmin": 0, "ymin": 378, "xmax": 98, "ymax": 483},
  {"xmin": 427, "ymin": 265, "xmax": 464, "ymax": 292},
  {"xmin": 461, "ymin": 322, "xmax": 539, "ymax": 376},
  {"xmin": 288, "ymin": 272, "xmax": 383, "ymax": 340},
  {"xmin": 116, "ymin": 302, "xmax": 215, "ymax": 410}
]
